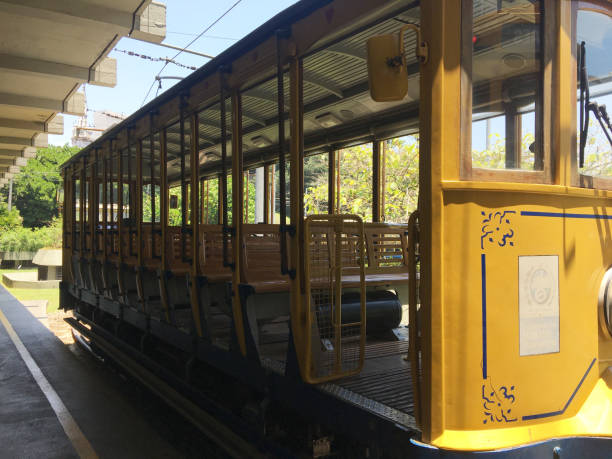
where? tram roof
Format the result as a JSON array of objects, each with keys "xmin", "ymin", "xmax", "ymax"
[{"xmin": 60, "ymin": 0, "xmax": 370, "ymax": 171}]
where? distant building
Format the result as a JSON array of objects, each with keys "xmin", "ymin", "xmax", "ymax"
[{"xmin": 72, "ymin": 111, "xmax": 126, "ymax": 148}]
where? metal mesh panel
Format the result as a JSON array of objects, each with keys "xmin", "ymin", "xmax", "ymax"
[{"xmin": 305, "ymin": 215, "xmax": 366, "ymax": 383}]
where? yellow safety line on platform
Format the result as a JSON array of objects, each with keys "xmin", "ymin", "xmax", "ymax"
[{"xmin": 0, "ymin": 307, "xmax": 98, "ymax": 459}]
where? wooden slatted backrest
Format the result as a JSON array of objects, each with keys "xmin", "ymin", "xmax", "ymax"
[
  {"xmin": 241, "ymin": 224, "xmax": 288, "ymax": 285},
  {"xmin": 165, "ymin": 226, "xmax": 190, "ymax": 271},
  {"xmin": 199, "ymin": 224, "xmax": 232, "ymax": 279},
  {"xmin": 96, "ymin": 230, "xmax": 104, "ymax": 257},
  {"xmin": 141, "ymin": 223, "xmax": 162, "ymax": 268},
  {"xmin": 363, "ymin": 223, "xmax": 409, "ymax": 274}
]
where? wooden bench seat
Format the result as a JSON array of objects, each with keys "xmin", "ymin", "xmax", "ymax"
[
  {"xmin": 307, "ymin": 221, "xmax": 410, "ymax": 288},
  {"xmin": 166, "ymin": 226, "xmax": 191, "ymax": 273},
  {"xmin": 310, "ymin": 272, "xmax": 407, "ymax": 289},
  {"xmin": 241, "ymin": 224, "xmax": 289, "ymax": 293},
  {"xmin": 158, "ymin": 221, "xmax": 410, "ymax": 291},
  {"xmin": 141, "ymin": 223, "xmax": 162, "ymax": 269},
  {"xmin": 199, "ymin": 225, "xmax": 233, "ymax": 282}
]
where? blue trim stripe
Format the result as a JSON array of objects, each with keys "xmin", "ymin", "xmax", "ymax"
[
  {"xmin": 481, "ymin": 253, "xmax": 487, "ymax": 380},
  {"xmin": 521, "ymin": 211, "xmax": 612, "ymax": 219},
  {"xmin": 522, "ymin": 358, "xmax": 597, "ymax": 421}
]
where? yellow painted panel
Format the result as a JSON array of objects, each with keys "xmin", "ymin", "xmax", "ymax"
[{"xmin": 433, "ymin": 187, "xmax": 612, "ymax": 450}]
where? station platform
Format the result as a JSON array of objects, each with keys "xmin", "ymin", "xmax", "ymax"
[{"xmin": 0, "ymin": 285, "xmax": 188, "ymax": 458}]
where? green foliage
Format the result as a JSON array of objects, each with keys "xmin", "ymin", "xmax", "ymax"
[
  {"xmin": 472, "ymin": 133, "xmax": 536, "ymax": 170},
  {"xmin": 383, "ymin": 137, "xmax": 419, "ymax": 222},
  {"xmin": 581, "ymin": 118, "xmax": 612, "ymax": 176},
  {"xmin": 203, "ymin": 178, "xmax": 219, "ymax": 224},
  {"xmin": 303, "ymin": 137, "xmax": 419, "ymax": 223},
  {"xmin": 5, "ymin": 145, "xmax": 79, "ymax": 228},
  {"xmin": 0, "ymin": 218, "xmax": 62, "ymax": 252},
  {"xmin": 0, "ymin": 202, "xmax": 22, "ymax": 229}
]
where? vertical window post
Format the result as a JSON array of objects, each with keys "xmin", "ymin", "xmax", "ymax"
[
  {"xmin": 327, "ymin": 147, "xmax": 335, "ymax": 214},
  {"xmin": 372, "ymin": 140, "xmax": 381, "ymax": 222},
  {"xmin": 136, "ymin": 135, "xmax": 143, "ymax": 267},
  {"xmin": 264, "ymin": 163, "xmax": 272, "ymax": 223}
]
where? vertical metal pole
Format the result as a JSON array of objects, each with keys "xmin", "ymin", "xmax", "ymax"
[
  {"xmin": 217, "ymin": 173, "xmax": 223, "ymax": 225},
  {"xmin": 381, "ymin": 140, "xmax": 386, "ymax": 222},
  {"xmin": 102, "ymin": 147, "xmax": 108, "ymax": 262},
  {"xmin": 244, "ymin": 170, "xmax": 249, "ymax": 223},
  {"xmin": 336, "ymin": 149, "xmax": 341, "ymax": 213},
  {"xmin": 505, "ymin": 105, "xmax": 521, "ymax": 169},
  {"xmin": 231, "ymin": 89, "xmax": 246, "ymax": 355},
  {"xmin": 136, "ymin": 139, "xmax": 143, "ymax": 268},
  {"xmin": 7, "ymin": 178, "xmax": 12, "ymax": 211},
  {"xmin": 263, "ymin": 164, "xmax": 271, "ymax": 223},
  {"xmin": 109, "ymin": 141, "xmax": 115, "ymax": 255},
  {"xmin": 160, "ymin": 128, "xmax": 170, "ymax": 321},
  {"xmin": 150, "ymin": 112, "xmax": 156, "ymax": 259},
  {"xmin": 72, "ymin": 165, "xmax": 77, "ymax": 253},
  {"xmin": 201, "ymin": 179, "xmax": 205, "ymax": 224},
  {"xmin": 127, "ymin": 133, "xmax": 134, "ymax": 256},
  {"xmin": 327, "ymin": 147, "xmax": 335, "ymax": 214},
  {"xmin": 255, "ymin": 167, "xmax": 264, "ymax": 223},
  {"xmin": 118, "ymin": 141, "xmax": 124, "ymax": 262},
  {"xmin": 80, "ymin": 156, "xmax": 86, "ymax": 255},
  {"xmin": 93, "ymin": 148, "xmax": 99, "ymax": 256},
  {"xmin": 289, "ymin": 57, "xmax": 304, "ymax": 282},
  {"xmin": 202, "ymin": 180, "xmax": 209, "ymax": 225},
  {"xmin": 190, "ymin": 112, "xmax": 203, "ymax": 337},
  {"xmin": 270, "ymin": 165, "xmax": 275, "ymax": 222},
  {"xmin": 220, "ymin": 73, "xmax": 231, "ymax": 267},
  {"xmin": 179, "ymin": 96, "xmax": 188, "ymax": 261},
  {"xmin": 277, "ymin": 31, "xmax": 289, "ymax": 275},
  {"xmin": 372, "ymin": 140, "xmax": 381, "ymax": 222}
]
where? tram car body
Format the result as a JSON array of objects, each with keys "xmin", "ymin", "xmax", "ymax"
[{"xmin": 61, "ymin": 0, "xmax": 612, "ymax": 456}]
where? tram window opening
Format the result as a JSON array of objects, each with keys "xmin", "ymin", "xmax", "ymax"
[
  {"xmin": 141, "ymin": 136, "xmax": 161, "ymax": 224},
  {"xmin": 243, "ymin": 168, "xmax": 266, "ymax": 224},
  {"xmin": 273, "ymin": 162, "xmax": 290, "ymax": 224},
  {"xmin": 195, "ymin": 103, "xmax": 229, "ymax": 226},
  {"xmin": 201, "ymin": 177, "xmax": 219, "ymax": 224},
  {"xmin": 168, "ymin": 185, "xmax": 189, "ymax": 225},
  {"xmin": 468, "ymin": 0, "xmax": 543, "ymax": 173},
  {"xmin": 83, "ymin": 179, "xmax": 89, "ymax": 223},
  {"xmin": 337, "ymin": 143, "xmax": 373, "ymax": 222},
  {"xmin": 226, "ymin": 174, "xmax": 233, "ymax": 225},
  {"xmin": 86, "ymin": 160, "xmax": 94, "ymax": 226},
  {"xmin": 575, "ymin": 8, "xmax": 612, "ymax": 179},
  {"xmin": 121, "ymin": 148, "xmax": 132, "ymax": 224},
  {"xmin": 304, "ymin": 152, "xmax": 329, "ymax": 216},
  {"xmin": 97, "ymin": 182, "xmax": 103, "ymax": 226},
  {"xmin": 382, "ymin": 135, "xmax": 419, "ymax": 224},
  {"xmin": 74, "ymin": 178, "xmax": 80, "ymax": 222}
]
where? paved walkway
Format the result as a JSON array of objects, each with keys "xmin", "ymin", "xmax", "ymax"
[{"xmin": 0, "ymin": 285, "xmax": 183, "ymax": 458}]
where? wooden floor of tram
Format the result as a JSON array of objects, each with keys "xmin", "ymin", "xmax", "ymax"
[
  {"xmin": 0, "ymin": 284, "xmax": 207, "ymax": 458},
  {"xmin": 257, "ymin": 318, "xmax": 415, "ymax": 420}
]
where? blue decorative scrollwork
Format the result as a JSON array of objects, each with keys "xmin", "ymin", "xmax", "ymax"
[
  {"xmin": 482, "ymin": 379, "xmax": 517, "ymax": 424},
  {"xmin": 481, "ymin": 210, "xmax": 516, "ymax": 250}
]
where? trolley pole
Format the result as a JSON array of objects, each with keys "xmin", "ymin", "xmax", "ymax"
[{"xmin": 7, "ymin": 177, "xmax": 12, "ymax": 211}]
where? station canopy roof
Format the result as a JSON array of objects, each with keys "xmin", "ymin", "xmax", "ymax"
[{"xmin": 0, "ymin": 0, "xmax": 166, "ymax": 186}]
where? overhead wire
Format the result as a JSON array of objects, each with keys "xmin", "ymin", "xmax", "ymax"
[
  {"xmin": 114, "ymin": 49, "xmax": 197, "ymax": 71},
  {"xmin": 166, "ymin": 32, "xmax": 239, "ymax": 41},
  {"xmin": 140, "ymin": 0, "xmax": 243, "ymax": 107}
]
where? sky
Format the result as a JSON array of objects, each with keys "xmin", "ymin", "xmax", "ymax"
[{"xmin": 49, "ymin": 0, "xmax": 299, "ymax": 146}]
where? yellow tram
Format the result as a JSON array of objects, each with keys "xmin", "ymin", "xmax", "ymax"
[{"xmin": 61, "ymin": 0, "xmax": 612, "ymax": 456}]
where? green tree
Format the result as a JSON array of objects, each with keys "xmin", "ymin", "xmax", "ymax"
[
  {"xmin": 303, "ymin": 137, "xmax": 420, "ymax": 223},
  {"xmin": 0, "ymin": 202, "xmax": 22, "ymax": 229},
  {"xmin": 4, "ymin": 145, "xmax": 78, "ymax": 227},
  {"xmin": 472, "ymin": 132, "xmax": 536, "ymax": 170},
  {"xmin": 383, "ymin": 136, "xmax": 419, "ymax": 223}
]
